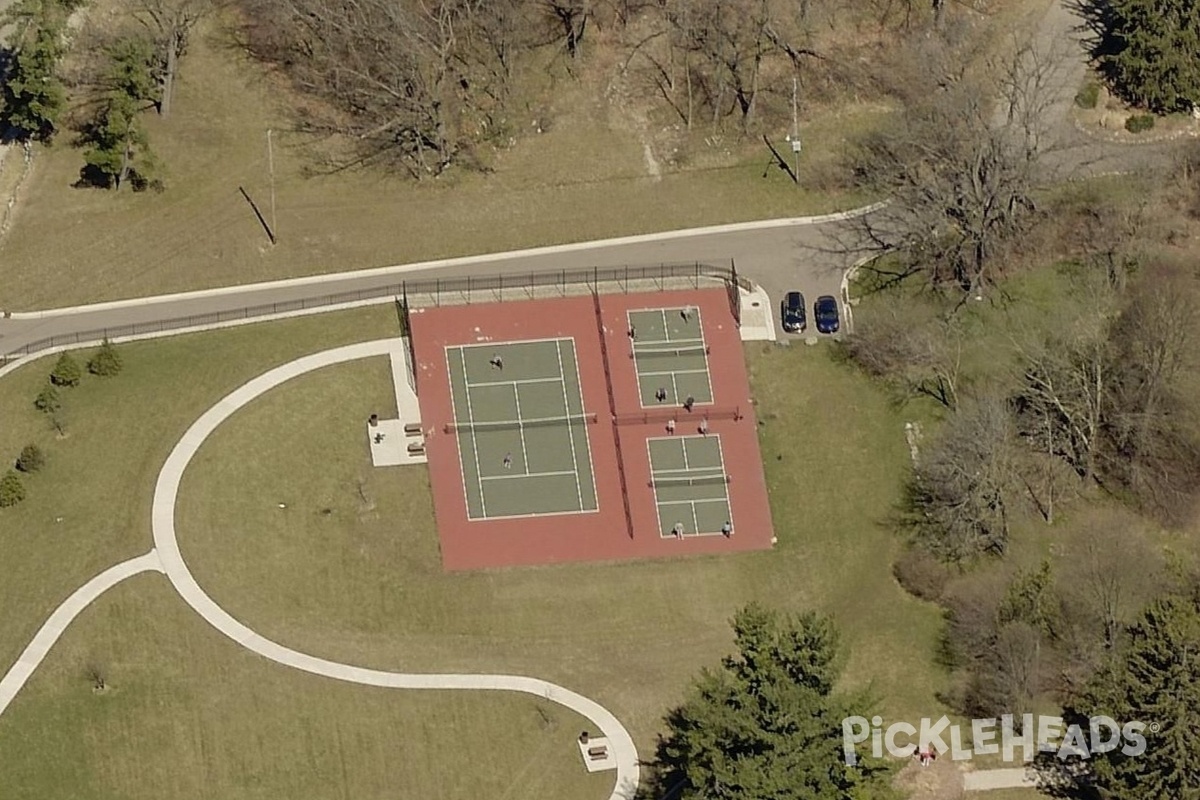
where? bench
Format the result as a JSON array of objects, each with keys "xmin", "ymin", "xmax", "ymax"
[
  {"xmin": 587, "ymin": 746, "xmax": 608, "ymax": 760},
  {"xmin": 407, "ymin": 441, "xmax": 426, "ymax": 454},
  {"xmin": 404, "ymin": 422, "xmax": 422, "ymax": 435}
]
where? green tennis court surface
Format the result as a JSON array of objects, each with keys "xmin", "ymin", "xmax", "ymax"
[
  {"xmin": 628, "ymin": 307, "xmax": 714, "ymax": 407},
  {"xmin": 647, "ymin": 436, "xmax": 732, "ymax": 538},
  {"xmin": 446, "ymin": 339, "xmax": 598, "ymax": 520}
]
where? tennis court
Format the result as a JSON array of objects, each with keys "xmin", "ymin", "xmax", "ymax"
[
  {"xmin": 647, "ymin": 436, "xmax": 732, "ymax": 538},
  {"xmin": 627, "ymin": 307, "xmax": 714, "ymax": 407},
  {"xmin": 445, "ymin": 339, "xmax": 598, "ymax": 520}
]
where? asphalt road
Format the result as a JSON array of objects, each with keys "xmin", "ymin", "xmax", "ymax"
[
  {"xmin": 0, "ymin": 0, "xmax": 1187, "ymax": 359},
  {"xmin": 0, "ymin": 218, "xmax": 860, "ymax": 355}
]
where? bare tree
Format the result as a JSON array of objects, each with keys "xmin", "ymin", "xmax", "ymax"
[
  {"xmin": 1056, "ymin": 511, "xmax": 1161, "ymax": 691},
  {"xmin": 841, "ymin": 302, "xmax": 964, "ymax": 408},
  {"xmin": 132, "ymin": 0, "xmax": 213, "ymax": 118},
  {"xmin": 542, "ymin": 0, "xmax": 590, "ymax": 59},
  {"xmin": 1104, "ymin": 277, "xmax": 1200, "ymax": 523},
  {"xmin": 247, "ymin": 0, "xmax": 509, "ymax": 177},
  {"xmin": 846, "ymin": 38, "xmax": 1062, "ymax": 297},
  {"xmin": 906, "ymin": 393, "xmax": 1022, "ymax": 561},
  {"xmin": 1014, "ymin": 330, "xmax": 1111, "ymax": 482},
  {"xmin": 644, "ymin": 0, "xmax": 820, "ymax": 131}
]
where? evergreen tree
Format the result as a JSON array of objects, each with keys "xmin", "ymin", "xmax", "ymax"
[
  {"xmin": 87, "ymin": 339, "xmax": 123, "ymax": 376},
  {"xmin": 1096, "ymin": 0, "xmax": 1200, "ymax": 113},
  {"xmin": 0, "ymin": 15, "xmax": 67, "ymax": 140},
  {"xmin": 49, "ymin": 352, "xmax": 81, "ymax": 386},
  {"xmin": 33, "ymin": 384, "xmax": 61, "ymax": 413},
  {"xmin": 0, "ymin": 470, "xmax": 26, "ymax": 507},
  {"xmin": 81, "ymin": 38, "xmax": 160, "ymax": 190},
  {"xmin": 15, "ymin": 443, "xmax": 45, "ymax": 473},
  {"xmin": 1070, "ymin": 592, "xmax": 1200, "ymax": 798},
  {"xmin": 654, "ymin": 603, "xmax": 894, "ymax": 800}
]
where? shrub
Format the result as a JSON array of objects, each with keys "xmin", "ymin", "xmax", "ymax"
[
  {"xmin": 50, "ymin": 352, "xmax": 82, "ymax": 387},
  {"xmin": 34, "ymin": 384, "xmax": 61, "ymax": 413},
  {"xmin": 15, "ymin": 444, "xmax": 45, "ymax": 473},
  {"xmin": 1125, "ymin": 114, "xmax": 1156, "ymax": 133},
  {"xmin": 893, "ymin": 547, "xmax": 952, "ymax": 602},
  {"xmin": 87, "ymin": 339, "xmax": 123, "ymax": 376},
  {"xmin": 1075, "ymin": 82, "xmax": 1100, "ymax": 109},
  {"xmin": 0, "ymin": 470, "xmax": 26, "ymax": 507}
]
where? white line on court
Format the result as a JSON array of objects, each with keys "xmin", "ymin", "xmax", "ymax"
[
  {"xmin": 554, "ymin": 340, "xmax": 586, "ymax": 512},
  {"xmin": 453, "ymin": 347, "xmax": 489, "ymax": 518},
  {"xmin": 639, "ymin": 368, "xmax": 710, "ymax": 378},
  {"xmin": 510, "ymin": 382, "xmax": 532, "ymax": 475},
  {"xmin": 467, "ymin": 376, "xmax": 563, "ymax": 388},
  {"xmin": 481, "ymin": 469, "xmax": 580, "ymax": 482}
]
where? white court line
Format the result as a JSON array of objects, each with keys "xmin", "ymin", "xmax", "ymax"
[
  {"xmin": 555, "ymin": 340, "xmax": 586, "ymax": 513},
  {"xmin": 458, "ymin": 336, "xmax": 574, "ymax": 351},
  {"xmin": 639, "ymin": 368, "xmax": 710, "ymax": 378},
  {"xmin": 633, "ymin": 337, "xmax": 706, "ymax": 350},
  {"xmin": 566, "ymin": 340, "xmax": 600, "ymax": 513},
  {"xmin": 651, "ymin": 465, "xmax": 727, "ymax": 476},
  {"xmin": 645, "ymin": 437, "xmax": 669, "ymax": 537},
  {"xmin": 481, "ymin": 469, "xmax": 579, "ymax": 482},
  {"xmin": 448, "ymin": 347, "xmax": 489, "ymax": 519},
  {"xmin": 713, "ymin": 434, "xmax": 735, "ymax": 534},
  {"xmin": 511, "ymin": 382, "xmax": 532, "ymax": 476},
  {"xmin": 647, "ymin": 434, "xmax": 732, "ymax": 537},
  {"xmin": 470, "ymin": 505, "xmax": 602, "ymax": 522},
  {"xmin": 466, "ymin": 376, "xmax": 564, "ymax": 388}
]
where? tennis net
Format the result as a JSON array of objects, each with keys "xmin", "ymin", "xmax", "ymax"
[
  {"xmin": 612, "ymin": 405, "xmax": 742, "ymax": 426},
  {"xmin": 444, "ymin": 412, "xmax": 598, "ymax": 434},
  {"xmin": 649, "ymin": 473, "xmax": 729, "ymax": 489}
]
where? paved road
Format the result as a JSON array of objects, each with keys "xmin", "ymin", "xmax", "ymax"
[
  {"xmin": 0, "ymin": 2, "xmax": 1186, "ymax": 360},
  {"xmin": 0, "ymin": 214, "xmax": 869, "ymax": 356}
]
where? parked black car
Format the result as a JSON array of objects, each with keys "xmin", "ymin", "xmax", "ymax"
[
  {"xmin": 781, "ymin": 291, "xmax": 806, "ymax": 333},
  {"xmin": 814, "ymin": 295, "xmax": 840, "ymax": 334}
]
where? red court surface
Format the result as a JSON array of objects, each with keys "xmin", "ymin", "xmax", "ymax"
[{"xmin": 409, "ymin": 287, "xmax": 775, "ymax": 571}]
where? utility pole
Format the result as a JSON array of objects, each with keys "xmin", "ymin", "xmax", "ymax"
[
  {"xmin": 266, "ymin": 129, "xmax": 278, "ymax": 242},
  {"xmin": 790, "ymin": 75, "xmax": 801, "ymax": 184}
]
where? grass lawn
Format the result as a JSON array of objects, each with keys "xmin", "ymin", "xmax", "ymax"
[
  {"xmin": 0, "ymin": 311, "xmax": 949, "ymax": 797},
  {"xmin": 0, "ymin": 305, "xmax": 399, "ymax": 679},
  {"xmin": 0, "ymin": 575, "xmax": 609, "ymax": 800},
  {"xmin": 0, "ymin": 14, "xmax": 871, "ymax": 311},
  {"xmin": 174, "ymin": 339, "xmax": 948, "ymax": 757}
]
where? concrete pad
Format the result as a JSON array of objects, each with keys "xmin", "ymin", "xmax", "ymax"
[
  {"xmin": 578, "ymin": 736, "xmax": 617, "ymax": 773},
  {"xmin": 368, "ymin": 338, "xmax": 429, "ymax": 466},
  {"xmin": 738, "ymin": 284, "xmax": 776, "ymax": 342}
]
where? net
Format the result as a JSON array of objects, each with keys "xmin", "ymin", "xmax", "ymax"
[
  {"xmin": 632, "ymin": 344, "xmax": 710, "ymax": 358},
  {"xmin": 444, "ymin": 412, "xmax": 598, "ymax": 434},
  {"xmin": 613, "ymin": 406, "xmax": 742, "ymax": 426},
  {"xmin": 649, "ymin": 473, "xmax": 729, "ymax": 489}
]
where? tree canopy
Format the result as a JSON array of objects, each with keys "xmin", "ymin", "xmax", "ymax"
[
  {"xmin": 1091, "ymin": 0, "xmax": 1200, "ymax": 114},
  {"xmin": 653, "ymin": 602, "xmax": 894, "ymax": 800},
  {"xmin": 1069, "ymin": 591, "xmax": 1200, "ymax": 799}
]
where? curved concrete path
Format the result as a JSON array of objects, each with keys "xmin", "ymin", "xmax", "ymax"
[
  {"xmin": 0, "ymin": 551, "xmax": 164, "ymax": 718},
  {"xmin": 149, "ymin": 339, "xmax": 640, "ymax": 799}
]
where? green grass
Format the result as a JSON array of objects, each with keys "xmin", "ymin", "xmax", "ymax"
[
  {"xmin": 0, "ymin": 313, "xmax": 948, "ymax": 797},
  {"xmin": 0, "ymin": 15, "xmax": 871, "ymax": 311},
  {"xmin": 174, "ymin": 340, "xmax": 948, "ymax": 758},
  {"xmin": 0, "ymin": 305, "xmax": 399, "ymax": 678},
  {"xmin": 0, "ymin": 576, "xmax": 609, "ymax": 800}
]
